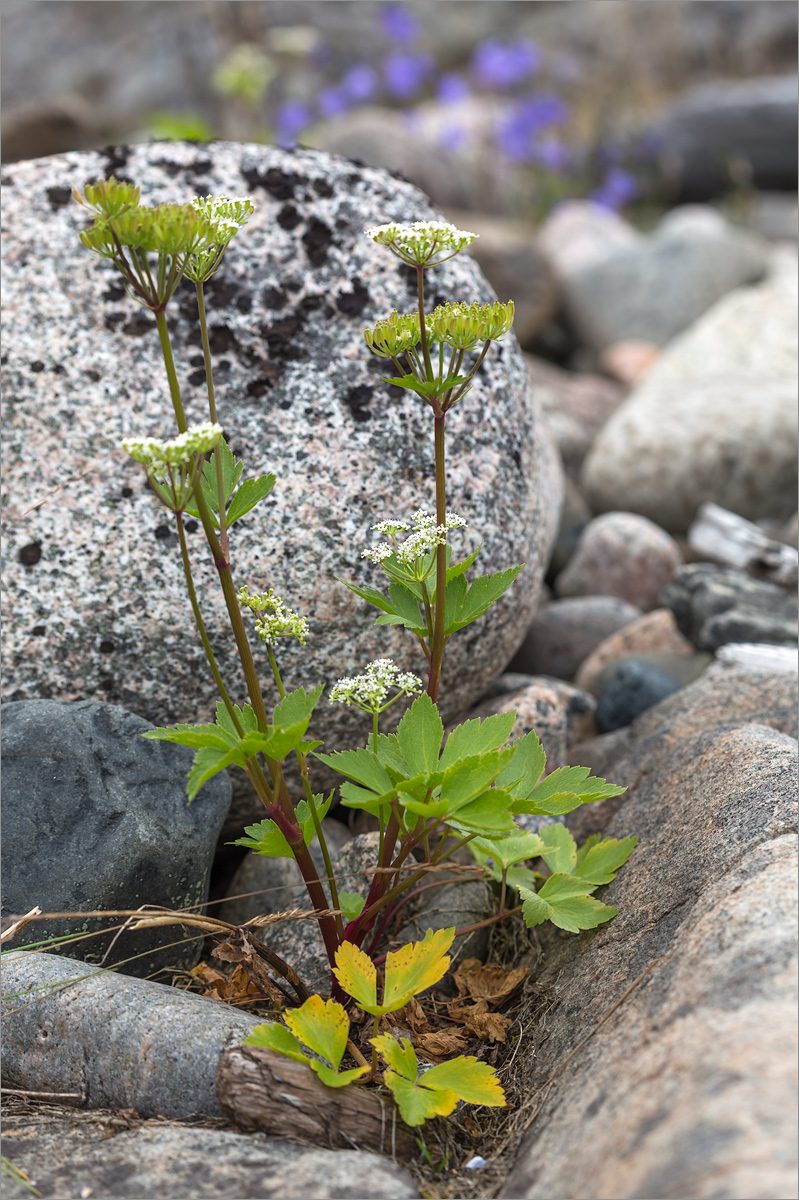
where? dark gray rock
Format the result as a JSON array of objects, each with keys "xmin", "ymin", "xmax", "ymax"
[
  {"xmin": 594, "ymin": 658, "xmax": 682, "ymax": 732},
  {"xmin": 647, "ymin": 73, "xmax": 799, "ymax": 201},
  {"xmin": 593, "ymin": 650, "xmax": 712, "ymax": 691},
  {"xmin": 510, "ymin": 596, "xmax": 642, "ymax": 681},
  {"xmin": 502, "ymin": 718, "xmax": 798, "ymax": 1199},
  {"xmin": 0, "ymin": 1122, "xmax": 420, "ymax": 1200},
  {"xmin": 2, "ymin": 141, "xmax": 560, "ymax": 769},
  {"xmin": 1, "ymin": 699, "xmax": 231, "ymax": 977},
  {"xmin": 663, "ymin": 562, "xmax": 799, "ymax": 651}
]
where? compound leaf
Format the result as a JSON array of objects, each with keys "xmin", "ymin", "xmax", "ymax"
[
  {"xmin": 538, "ymin": 823, "xmax": 577, "ymax": 875},
  {"xmin": 226, "ymin": 472, "xmax": 276, "ymax": 526},
  {"xmin": 573, "ymin": 835, "xmax": 638, "ymax": 885},
  {"xmin": 382, "ymin": 927, "xmax": 454, "ymax": 1012},
  {"xmin": 396, "ymin": 693, "xmax": 444, "ymax": 776},
  {"xmin": 333, "ymin": 941, "xmax": 378, "ymax": 1012}
]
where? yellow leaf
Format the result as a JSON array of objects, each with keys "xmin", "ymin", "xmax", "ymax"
[
  {"xmin": 283, "ymin": 995, "xmax": 350, "ymax": 1070},
  {"xmin": 333, "ymin": 940, "xmax": 378, "ymax": 1012},
  {"xmin": 382, "ymin": 927, "xmax": 455, "ymax": 1012},
  {"xmin": 422, "ymin": 1056, "xmax": 506, "ymax": 1108}
]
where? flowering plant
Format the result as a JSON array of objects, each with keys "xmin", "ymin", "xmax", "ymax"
[{"xmin": 75, "ymin": 178, "xmax": 634, "ymax": 1127}]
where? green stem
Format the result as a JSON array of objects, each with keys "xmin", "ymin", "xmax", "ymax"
[
  {"xmin": 426, "ymin": 413, "xmax": 447, "ymax": 701},
  {"xmin": 154, "ymin": 309, "xmax": 188, "ymax": 432},
  {"xmin": 195, "ymin": 281, "xmax": 229, "ymax": 554},
  {"xmin": 416, "ymin": 265, "xmax": 432, "ymax": 380}
]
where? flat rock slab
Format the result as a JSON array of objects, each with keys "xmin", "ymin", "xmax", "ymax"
[
  {"xmin": 501, "ymin": 714, "xmax": 798, "ymax": 1199},
  {"xmin": 1, "ymin": 141, "xmax": 559, "ymax": 752},
  {"xmin": 0, "ymin": 1112, "xmax": 419, "ymax": 1200}
]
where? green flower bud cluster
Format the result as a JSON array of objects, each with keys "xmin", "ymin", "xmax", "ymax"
[
  {"xmin": 122, "ymin": 421, "xmax": 223, "ymax": 469},
  {"xmin": 364, "ymin": 221, "xmax": 477, "ymax": 268},
  {"xmin": 427, "ymin": 300, "xmax": 515, "ymax": 350},
  {"xmin": 363, "ymin": 310, "xmax": 422, "ymax": 359},
  {"xmin": 238, "ymin": 585, "xmax": 308, "ymax": 647},
  {"xmin": 329, "ymin": 657, "xmax": 422, "ymax": 713},
  {"xmin": 72, "ymin": 177, "xmax": 141, "ymax": 220}
]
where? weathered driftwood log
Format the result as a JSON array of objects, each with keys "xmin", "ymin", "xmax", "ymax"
[
  {"xmin": 688, "ymin": 501, "xmax": 798, "ymax": 587},
  {"xmin": 216, "ymin": 1046, "xmax": 417, "ymax": 1160}
]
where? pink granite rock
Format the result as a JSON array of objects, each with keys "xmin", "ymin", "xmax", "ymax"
[
  {"xmin": 554, "ymin": 512, "xmax": 683, "ymax": 611},
  {"xmin": 574, "ymin": 608, "xmax": 696, "ymax": 693}
]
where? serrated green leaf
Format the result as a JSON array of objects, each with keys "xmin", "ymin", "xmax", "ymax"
[
  {"xmin": 142, "ymin": 722, "xmax": 235, "ymax": 752},
  {"xmin": 214, "ymin": 701, "xmax": 260, "ymax": 738},
  {"xmin": 226, "ymin": 472, "xmax": 276, "ymax": 526},
  {"xmin": 387, "ymin": 580, "xmax": 427, "ymax": 633},
  {"xmin": 374, "ymin": 614, "xmax": 410, "ymax": 626},
  {"xmin": 421, "ymin": 1057, "xmax": 506, "ymax": 1108},
  {"xmin": 336, "ymin": 577, "xmax": 396, "ymax": 615},
  {"xmin": 244, "ymin": 1022, "xmax": 310, "ymax": 1064},
  {"xmin": 511, "ymin": 790, "xmax": 584, "ymax": 817},
  {"xmin": 337, "ymin": 892, "xmax": 365, "ymax": 921},
  {"xmin": 539, "ymin": 823, "xmax": 577, "ymax": 874},
  {"xmin": 274, "ymin": 684, "xmax": 324, "ymax": 732},
  {"xmin": 382, "ymin": 928, "xmax": 454, "ymax": 1011},
  {"xmin": 338, "ymin": 781, "xmax": 395, "ymax": 817},
  {"xmin": 184, "ymin": 437, "xmax": 242, "ymax": 520},
  {"xmin": 380, "ymin": 374, "xmax": 434, "ymax": 396},
  {"xmin": 312, "ymin": 1062, "xmax": 370, "ymax": 1088},
  {"xmin": 528, "ymin": 766, "xmax": 627, "ymax": 808},
  {"xmin": 372, "ymin": 1033, "xmax": 418, "ymax": 1081},
  {"xmin": 447, "ymin": 788, "xmax": 516, "ymax": 833},
  {"xmin": 573, "ymin": 836, "xmax": 638, "ymax": 885},
  {"xmin": 446, "ymin": 564, "xmax": 524, "ymax": 632},
  {"xmin": 231, "ymin": 816, "xmax": 292, "ymax": 858},
  {"xmin": 315, "ymin": 748, "xmax": 394, "ymax": 796},
  {"xmin": 519, "ymin": 874, "xmax": 618, "ymax": 933},
  {"xmin": 495, "ymin": 729, "xmax": 546, "ymax": 797},
  {"xmin": 439, "ymin": 750, "xmax": 514, "ymax": 810},
  {"xmin": 471, "ymin": 830, "xmax": 547, "ymax": 877},
  {"xmin": 439, "ymin": 712, "xmax": 517, "ymax": 771},
  {"xmin": 396, "ymin": 694, "xmax": 444, "ymax": 776},
  {"xmin": 384, "ymin": 1070, "xmax": 458, "ymax": 1125},
  {"xmin": 442, "ymin": 573, "xmax": 468, "ymax": 633},
  {"xmin": 575, "ymin": 832, "xmax": 602, "ymax": 868},
  {"xmin": 445, "ymin": 543, "xmax": 482, "ymax": 582},
  {"xmin": 187, "ymin": 745, "xmax": 236, "ymax": 802},
  {"xmin": 374, "ymin": 734, "xmax": 411, "ymax": 776}
]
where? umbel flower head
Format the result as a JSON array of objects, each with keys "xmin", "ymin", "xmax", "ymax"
[
  {"xmin": 365, "ymin": 220, "xmax": 477, "ymax": 267},
  {"xmin": 122, "ymin": 421, "xmax": 223, "ymax": 511},
  {"xmin": 238, "ymin": 586, "xmax": 308, "ymax": 647},
  {"xmin": 427, "ymin": 300, "xmax": 515, "ymax": 350},
  {"xmin": 330, "ymin": 658, "xmax": 422, "ymax": 713},
  {"xmin": 363, "ymin": 509, "xmax": 467, "ymax": 573}
]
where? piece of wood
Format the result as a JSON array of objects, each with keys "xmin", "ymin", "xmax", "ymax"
[
  {"xmin": 215, "ymin": 1046, "xmax": 416, "ymax": 1159},
  {"xmin": 688, "ymin": 502, "xmax": 798, "ymax": 587}
]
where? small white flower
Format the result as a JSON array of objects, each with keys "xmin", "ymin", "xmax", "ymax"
[
  {"xmin": 362, "ymin": 508, "xmax": 468, "ymax": 571},
  {"xmin": 330, "ymin": 657, "xmax": 422, "ymax": 712},
  {"xmin": 122, "ymin": 421, "xmax": 223, "ymax": 469},
  {"xmin": 238, "ymin": 585, "xmax": 308, "ymax": 646},
  {"xmin": 364, "ymin": 220, "xmax": 477, "ymax": 267}
]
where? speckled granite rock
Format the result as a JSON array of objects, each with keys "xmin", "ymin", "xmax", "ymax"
[
  {"xmin": 574, "ymin": 607, "xmax": 697, "ymax": 693},
  {"xmin": 1, "ymin": 699, "xmax": 231, "ymax": 977},
  {"xmin": 554, "ymin": 511, "xmax": 683, "ymax": 612},
  {"xmin": 1, "ymin": 143, "xmax": 560, "ymax": 760}
]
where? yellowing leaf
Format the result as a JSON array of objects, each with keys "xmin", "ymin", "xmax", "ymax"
[
  {"xmin": 283, "ymin": 995, "xmax": 349, "ymax": 1071},
  {"xmin": 382, "ymin": 927, "xmax": 455, "ymax": 1012},
  {"xmin": 244, "ymin": 1022, "xmax": 310, "ymax": 1066},
  {"xmin": 371, "ymin": 1032, "xmax": 418, "ymax": 1080},
  {"xmin": 383, "ymin": 1071, "xmax": 460, "ymax": 1126},
  {"xmin": 421, "ymin": 1056, "xmax": 506, "ymax": 1108},
  {"xmin": 333, "ymin": 941, "xmax": 378, "ymax": 1012},
  {"xmin": 312, "ymin": 1061, "xmax": 370, "ymax": 1089}
]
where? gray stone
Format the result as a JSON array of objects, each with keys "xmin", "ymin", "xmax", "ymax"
[
  {"xmin": 594, "ymin": 658, "xmax": 682, "ymax": 733},
  {"xmin": 1, "ymin": 143, "xmax": 560, "ymax": 769},
  {"xmin": 502, "ymin": 718, "xmax": 798, "ymax": 1199},
  {"xmin": 510, "ymin": 596, "xmax": 642, "ymax": 681},
  {"xmin": 1, "ymin": 951, "xmax": 260, "ymax": 1118},
  {"xmin": 0, "ymin": 1122, "xmax": 420, "ymax": 1200},
  {"xmin": 0, "ymin": 699, "xmax": 231, "ymax": 977},
  {"xmin": 525, "ymin": 352, "xmax": 627, "ymax": 478},
  {"xmin": 593, "ymin": 650, "xmax": 712, "ymax": 692},
  {"xmin": 554, "ymin": 511, "xmax": 683, "ymax": 612},
  {"xmin": 559, "ymin": 204, "xmax": 767, "ymax": 353},
  {"xmin": 663, "ymin": 563, "xmax": 799, "ymax": 651},
  {"xmin": 581, "ymin": 268, "xmax": 799, "ymax": 531},
  {"xmin": 647, "ymin": 73, "xmax": 799, "ymax": 201}
]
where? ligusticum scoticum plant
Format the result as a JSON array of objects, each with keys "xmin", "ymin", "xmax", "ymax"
[{"xmin": 74, "ymin": 178, "xmax": 635, "ymax": 1127}]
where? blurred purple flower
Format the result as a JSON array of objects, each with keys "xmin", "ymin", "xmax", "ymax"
[
  {"xmin": 317, "ymin": 85, "xmax": 351, "ymax": 119},
  {"xmin": 438, "ymin": 125, "xmax": 467, "ymax": 153},
  {"xmin": 530, "ymin": 136, "xmax": 571, "ymax": 173},
  {"xmin": 275, "ymin": 99, "xmax": 312, "ymax": 145},
  {"xmin": 382, "ymin": 50, "xmax": 434, "ymax": 100},
  {"xmin": 436, "ymin": 72, "xmax": 470, "ymax": 104},
  {"xmin": 497, "ymin": 93, "xmax": 569, "ymax": 162},
  {"xmin": 341, "ymin": 63, "xmax": 379, "ymax": 103},
  {"xmin": 590, "ymin": 167, "xmax": 639, "ymax": 210},
  {"xmin": 471, "ymin": 38, "xmax": 541, "ymax": 90},
  {"xmin": 379, "ymin": 3, "xmax": 422, "ymax": 44}
]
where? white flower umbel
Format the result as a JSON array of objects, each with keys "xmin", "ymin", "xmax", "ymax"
[
  {"xmin": 362, "ymin": 509, "xmax": 467, "ymax": 573},
  {"xmin": 330, "ymin": 658, "xmax": 422, "ymax": 714},
  {"xmin": 238, "ymin": 585, "xmax": 308, "ymax": 646},
  {"xmin": 122, "ymin": 421, "xmax": 223, "ymax": 470},
  {"xmin": 364, "ymin": 220, "xmax": 477, "ymax": 267}
]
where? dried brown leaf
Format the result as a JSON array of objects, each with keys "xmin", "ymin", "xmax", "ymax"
[{"xmin": 451, "ymin": 958, "xmax": 529, "ymax": 1005}]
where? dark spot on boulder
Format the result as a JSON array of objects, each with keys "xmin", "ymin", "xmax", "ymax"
[
  {"xmin": 51, "ymin": 364, "xmax": 66, "ymax": 375},
  {"xmin": 151, "ymin": 159, "xmax": 184, "ymax": 178},
  {"xmin": 297, "ymin": 294, "xmax": 325, "ymax": 316},
  {"xmin": 398, "ymin": 264, "xmax": 417, "ymax": 294},
  {"xmin": 100, "ymin": 677, "xmax": 116, "ymax": 692},
  {"xmin": 262, "ymin": 285, "xmax": 289, "ymax": 310},
  {"xmin": 207, "ymin": 325, "xmax": 238, "ymax": 355},
  {"xmin": 18, "ymin": 541, "xmax": 42, "ymax": 566},
  {"xmin": 30, "ymin": 361, "xmax": 45, "ymax": 373},
  {"xmin": 99, "ymin": 640, "xmax": 115, "ymax": 654},
  {"xmin": 103, "ymin": 282, "xmax": 126, "ymax": 304},
  {"xmin": 303, "ymin": 219, "xmax": 333, "ymax": 266},
  {"xmin": 336, "ymin": 278, "xmax": 370, "ymax": 317},
  {"xmin": 122, "ymin": 315, "xmax": 152, "ymax": 338},
  {"xmin": 235, "ymin": 295, "xmax": 251, "ymax": 313},
  {"xmin": 185, "ymin": 158, "xmax": 213, "ymax": 175},
  {"xmin": 279, "ymin": 399, "xmax": 293, "ymax": 410},
  {"xmin": 189, "ymin": 354, "xmax": 205, "ymax": 367},
  {"xmin": 242, "ymin": 166, "xmax": 302, "ymax": 200},
  {"xmin": 101, "ymin": 145, "xmax": 131, "ymax": 179},
  {"xmin": 218, "ymin": 359, "xmax": 231, "ymax": 372},
  {"xmin": 46, "ymin": 186, "xmax": 73, "ymax": 210},
  {"xmin": 312, "ymin": 177, "xmax": 334, "ymax": 198},
  {"xmin": 154, "ymin": 525, "xmax": 171, "ymax": 540},
  {"xmin": 1, "ymin": 354, "xmax": 7, "ymax": 364},
  {"xmin": 185, "ymin": 519, "xmax": 199, "ymax": 533},
  {"xmin": 432, "ymin": 294, "xmax": 448, "ymax": 309},
  {"xmin": 284, "ymin": 277, "xmax": 302, "ymax": 293},
  {"xmin": 188, "ymin": 368, "xmax": 206, "ymax": 387},
  {"xmin": 121, "ymin": 487, "xmax": 133, "ymax": 499},
  {"xmin": 343, "ymin": 384, "xmax": 373, "ymax": 422},
  {"xmin": 205, "ymin": 277, "xmax": 243, "ymax": 309},
  {"xmin": 31, "ymin": 625, "xmax": 46, "ymax": 637},
  {"xmin": 510, "ymin": 448, "xmax": 522, "ymax": 471},
  {"xmin": 86, "ymin": 369, "xmax": 100, "ymax": 382},
  {"xmin": 277, "ymin": 204, "xmax": 302, "ymax": 230},
  {"xmin": 246, "ymin": 368, "xmax": 283, "ymax": 398},
  {"xmin": 262, "ymin": 314, "xmax": 305, "ymax": 360}
]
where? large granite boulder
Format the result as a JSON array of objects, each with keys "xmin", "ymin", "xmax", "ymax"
[
  {"xmin": 1, "ymin": 699, "xmax": 231, "ymax": 976},
  {"xmin": 502, "ymin": 666, "xmax": 798, "ymax": 1199},
  {"xmin": 1, "ymin": 143, "xmax": 560, "ymax": 759}
]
